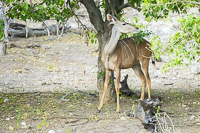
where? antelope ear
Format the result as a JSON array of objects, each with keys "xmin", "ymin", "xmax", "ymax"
[{"xmin": 107, "ymin": 14, "xmax": 117, "ymax": 24}]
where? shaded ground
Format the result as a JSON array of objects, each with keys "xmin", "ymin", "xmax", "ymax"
[
  {"xmin": 0, "ymin": 33, "xmax": 200, "ymax": 132},
  {"xmin": 0, "ymin": 91, "xmax": 145, "ymax": 133},
  {"xmin": 0, "ymin": 89, "xmax": 200, "ymax": 133}
]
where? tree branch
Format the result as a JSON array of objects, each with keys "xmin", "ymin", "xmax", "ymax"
[
  {"xmin": 105, "ymin": 0, "xmax": 110, "ymax": 15},
  {"xmin": 117, "ymin": 2, "xmax": 141, "ymax": 11},
  {"xmin": 80, "ymin": 0, "xmax": 104, "ymax": 33},
  {"xmin": 105, "ymin": 0, "xmax": 109, "ymax": 9}
]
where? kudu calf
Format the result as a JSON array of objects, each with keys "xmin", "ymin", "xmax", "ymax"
[{"xmin": 97, "ymin": 14, "xmax": 153, "ymax": 113}]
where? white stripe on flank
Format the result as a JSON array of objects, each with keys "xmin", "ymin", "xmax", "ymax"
[
  {"xmin": 131, "ymin": 37, "xmax": 138, "ymax": 54},
  {"xmin": 126, "ymin": 39, "xmax": 136, "ymax": 52},
  {"xmin": 119, "ymin": 41, "xmax": 128, "ymax": 58},
  {"xmin": 121, "ymin": 40, "xmax": 134, "ymax": 58}
]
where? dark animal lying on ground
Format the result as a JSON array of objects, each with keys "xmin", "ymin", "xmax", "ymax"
[
  {"xmin": 135, "ymin": 99, "xmax": 162, "ymax": 133},
  {"xmin": 120, "ymin": 74, "xmax": 163, "ymax": 100},
  {"xmin": 119, "ymin": 74, "xmax": 140, "ymax": 98}
]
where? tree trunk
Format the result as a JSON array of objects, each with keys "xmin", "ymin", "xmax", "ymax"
[
  {"xmin": 0, "ymin": 7, "xmax": 8, "ymax": 56},
  {"xmin": 80, "ymin": 0, "xmax": 115, "ymax": 103}
]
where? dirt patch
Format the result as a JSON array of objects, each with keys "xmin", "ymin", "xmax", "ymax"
[{"xmin": 0, "ymin": 34, "xmax": 98, "ymax": 93}]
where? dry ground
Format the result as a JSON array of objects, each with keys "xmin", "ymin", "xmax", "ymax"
[{"xmin": 0, "ymin": 34, "xmax": 200, "ymax": 133}]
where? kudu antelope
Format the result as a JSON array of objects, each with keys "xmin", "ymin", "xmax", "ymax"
[{"xmin": 97, "ymin": 14, "xmax": 153, "ymax": 113}]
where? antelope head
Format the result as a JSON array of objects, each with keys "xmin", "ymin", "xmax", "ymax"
[{"xmin": 107, "ymin": 14, "xmax": 139, "ymax": 34}]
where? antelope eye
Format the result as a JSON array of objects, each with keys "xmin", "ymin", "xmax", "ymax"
[{"xmin": 123, "ymin": 23, "xmax": 126, "ymax": 25}]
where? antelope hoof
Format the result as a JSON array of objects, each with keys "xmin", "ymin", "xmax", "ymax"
[
  {"xmin": 97, "ymin": 110, "xmax": 101, "ymax": 113},
  {"xmin": 116, "ymin": 110, "xmax": 120, "ymax": 113}
]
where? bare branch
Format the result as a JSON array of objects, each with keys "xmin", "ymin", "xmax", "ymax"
[
  {"xmin": 80, "ymin": 0, "xmax": 104, "ymax": 33},
  {"xmin": 117, "ymin": 2, "xmax": 141, "ymax": 11}
]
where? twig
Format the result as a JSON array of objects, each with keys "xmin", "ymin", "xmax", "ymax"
[
  {"xmin": 58, "ymin": 19, "xmax": 69, "ymax": 39},
  {"xmin": 73, "ymin": 12, "xmax": 88, "ymax": 30},
  {"xmin": 155, "ymin": 112, "xmax": 175, "ymax": 133},
  {"xmin": 58, "ymin": 25, "xmax": 65, "ymax": 39},
  {"xmin": 43, "ymin": 21, "xmax": 50, "ymax": 38},
  {"xmin": 164, "ymin": 112, "xmax": 175, "ymax": 132},
  {"xmin": 67, "ymin": 0, "xmax": 88, "ymax": 30}
]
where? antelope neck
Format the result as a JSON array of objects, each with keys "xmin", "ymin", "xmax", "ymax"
[{"xmin": 103, "ymin": 25, "xmax": 121, "ymax": 55}]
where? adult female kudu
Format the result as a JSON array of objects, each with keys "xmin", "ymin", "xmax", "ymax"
[{"xmin": 97, "ymin": 14, "xmax": 153, "ymax": 113}]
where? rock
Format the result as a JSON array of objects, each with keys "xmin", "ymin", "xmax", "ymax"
[
  {"xmin": 21, "ymin": 121, "xmax": 27, "ymax": 129},
  {"xmin": 91, "ymin": 70, "xmax": 95, "ymax": 73},
  {"xmin": 87, "ymin": 103, "xmax": 91, "ymax": 106},
  {"xmin": 9, "ymin": 126, "xmax": 14, "ymax": 131},
  {"xmin": 182, "ymin": 105, "xmax": 186, "ymax": 108},
  {"xmin": 164, "ymin": 83, "xmax": 173, "ymax": 85},
  {"xmin": 4, "ymin": 98, "xmax": 10, "ymax": 103},
  {"xmin": 41, "ymin": 80, "xmax": 51, "ymax": 85},
  {"xmin": 190, "ymin": 115, "xmax": 195, "ymax": 120},
  {"xmin": 127, "ymin": 112, "xmax": 134, "ymax": 117},
  {"xmin": 120, "ymin": 117, "xmax": 127, "ymax": 121},
  {"xmin": 6, "ymin": 117, "xmax": 10, "ymax": 121},
  {"xmin": 48, "ymin": 129, "xmax": 56, "ymax": 133}
]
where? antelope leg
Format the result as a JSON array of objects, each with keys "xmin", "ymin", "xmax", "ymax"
[
  {"xmin": 97, "ymin": 69, "xmax": 110, "ymax": 112},
  {"xmin": 115, "ymin": 69, "xmax": 121, "ymax": 112},
  {"xmin": 132, "ymin": 63, "xmax": 146, "ymax": 100},
  {"xmin": 141, "ymin": 60, "xmax": 151, "ymax": 99}
]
